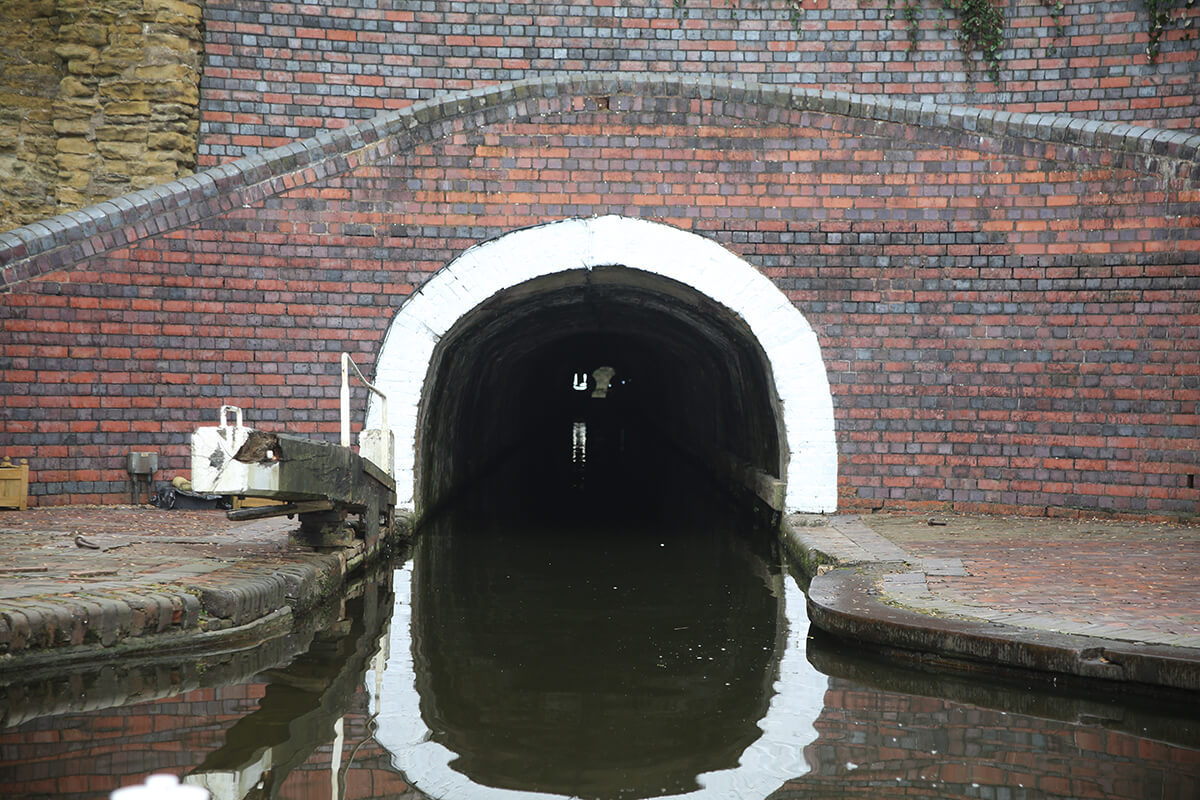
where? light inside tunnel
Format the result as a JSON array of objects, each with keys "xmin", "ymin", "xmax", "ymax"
[{"xmin": 414, "ymin": 266, "xmax": 786, "ymax": 516}]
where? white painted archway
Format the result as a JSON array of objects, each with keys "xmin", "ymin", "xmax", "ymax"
[{"xmin": 366, "ymin": 215, "xmax": 837, "ymax": 513}]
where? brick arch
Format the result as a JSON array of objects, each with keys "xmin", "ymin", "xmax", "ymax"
[{"xmin": 367, "ymin": 215, "xmax": 837, "ymax": 513}]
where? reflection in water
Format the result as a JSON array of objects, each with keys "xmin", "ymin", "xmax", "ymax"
[
  {"xmin": 188, "ymin": 576, "xmax": 394, "ymax": 798},
  {"xmin": 409, "ymin": 489, "xmax": 786, "ymax": 798},
  {"xmin": 373, "ymin": 431, "xmax": 828, "ymax": 798},
  {"xmin": 0, "ymin": 571, "xmax": 407, "ymax": 800},
  {"xmin": 791, "ymin": 630, "xmax": 1200, "ymax": 800},
  {"xmin": 3, "ymin": 493, "xmax": 1200, "ymax": 798}
]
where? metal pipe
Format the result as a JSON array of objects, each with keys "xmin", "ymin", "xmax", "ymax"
[
  {"xmin": 340, "ymin": 353, "xmax": 388, "ymax": 448},
  {"xmin": 341, "ymin": 354, "xmax": 351, "ymax": 448}
]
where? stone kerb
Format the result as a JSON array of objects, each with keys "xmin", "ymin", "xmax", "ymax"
[{"xmin": 3, "ymin": 73, "xmax": 1199, "ymax": 293}]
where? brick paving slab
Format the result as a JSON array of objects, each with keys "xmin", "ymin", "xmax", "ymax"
[
  {"xmin": 0, "ymin": 505, "xmax": 385, "ymax": 670},
  {"xmin": 787, "ymin": 512, "xmax": 1200, "ymax": 692},
  {"xmin": 860, "ymin": 513, "xmax": 1200, "ymax": 649}
]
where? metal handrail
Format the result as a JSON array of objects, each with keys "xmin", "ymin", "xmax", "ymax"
[{"xmin": 340, "ymin": 353, "xmax": 387, "ymax": 448}]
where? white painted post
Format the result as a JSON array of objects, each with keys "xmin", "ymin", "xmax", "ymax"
[
  {"xmin": 331, "ymin": 716, "xmax": 345, "ymax": 800},
  {"xmin": 340, "ymin": 353, "xmax": 352, "ymax": 449},
  {"xmin": 340, "ymin": 353, "xmax": 393, "ymax": 477},
  {"xmin": 111, "ymin": 774, "xmax": 209, "ymax": 800}
]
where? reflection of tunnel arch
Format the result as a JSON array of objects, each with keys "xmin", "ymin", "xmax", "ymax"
[
  {"xmin": 404, "ymin": 498, "xmax": 787, "ymax": 797},
  {"xmin": 367, "ymin": 216, "xmax": 837, "ymax": 514},
  {"xmin": 372, "ymin": 559, "xmax": 826, "ymax": 800}
]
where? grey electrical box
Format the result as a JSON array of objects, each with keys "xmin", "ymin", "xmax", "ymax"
[{"xmin": 127, "ymin": 452, "xmax": 158, "ymax": 476}]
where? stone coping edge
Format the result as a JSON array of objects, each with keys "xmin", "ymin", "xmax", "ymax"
[
  {"xmin": 0, "ymin": 526, "xmax": 400, "ymax": 675},
  {"xmin": 3, "ymin": 72, "xmax": 1199, "ymax": 290},
  {"xmin": 782, "ymin": 518, "xmax": 1200, "ymax": 694},
  {"xmin": 0, "ymin": 604, "xmax": 296, "ymax": 678},
  {"xmin": 806, "ymin": 568, "xmax": 1200, "ymax": 694}
]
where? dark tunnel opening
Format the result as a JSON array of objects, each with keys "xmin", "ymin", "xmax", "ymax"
[{"xmin": 415, "ymin": 266, "xmax": 787, "ymax": 520}]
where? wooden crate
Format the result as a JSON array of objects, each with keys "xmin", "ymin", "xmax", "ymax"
[{"xmin": 0, "ymin": 457, "xmax": 29, "ymax": 511}]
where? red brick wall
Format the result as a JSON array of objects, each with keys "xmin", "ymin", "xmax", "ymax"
[
  {"xmin": 198, "ymin": 0, "xmax": 1200, "ymax": 164},
  {"xmin": 1, "ymin": 77, "xmax": 1198, "ymax": 516}
]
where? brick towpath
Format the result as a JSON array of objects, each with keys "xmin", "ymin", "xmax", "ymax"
[
  {"xmin": 790, "ymin": 512, "xmax": 1200, "ymax": 693},
  {"xmin": 0, "ymin": 505, "xmax": 388, "ymax": 669}
]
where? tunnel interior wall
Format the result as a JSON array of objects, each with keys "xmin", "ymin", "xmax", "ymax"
[
  {"xmin": 411, "ymin": 265, "xmax": 788, "ymax": 516},
  {"xmin": 1, "ymin": 77, "xmax": 1198, "ymax": 516}
]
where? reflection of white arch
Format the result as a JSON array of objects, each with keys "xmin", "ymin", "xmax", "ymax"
[
  {"xmin": 366, "ymin": 215, "xmax": 837, "ymax": 513},
  {"xmin": 369, "ymin": 564, "xmax": 827, "ymax": 799}
]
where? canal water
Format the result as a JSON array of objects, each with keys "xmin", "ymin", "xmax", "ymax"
[{"xmin": 2, "ymin": 462, "xmax": 1200, "ymax": 798}]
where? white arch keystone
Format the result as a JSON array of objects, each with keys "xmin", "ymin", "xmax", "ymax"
[{"xmin": 367, "ymin": 216, "xmax": 837, "ymax": 513}]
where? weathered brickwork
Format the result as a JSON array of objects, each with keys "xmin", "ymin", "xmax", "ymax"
[
  {"xmin": 0, "ymin": 0, "xmax": 204, "ymax": 233},
  {"xmin": 1, "ymin": 78, "xmax": 1197, "ymax": 516},
  {"xmin": 198, "ymin": 0, "xmax": 1200, "ymax": 165}
]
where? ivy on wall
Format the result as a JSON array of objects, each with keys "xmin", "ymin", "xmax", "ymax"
[
  {"xmin": 672, "ymin": 0, "xmax": 1195, "ymax": 81},
  {"xmin": 1145, "ymin": 0, "xmax": 1196, "ymax": 61}
]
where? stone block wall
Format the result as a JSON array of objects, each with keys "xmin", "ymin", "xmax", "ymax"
[
  {"xmin": 0, "ymin": 0, "xmax": 204, "ymax": 233},
  {"xmin": 0, "ymin": 0, "xmax": 65, "ymax": 230},
  {"xmin": 198, "ymin": 0, "xmax": 1200, "ymax": 164},
  {"xmin": 1, "ymin": 77, "xmax": 1197, "ymax": 516}
]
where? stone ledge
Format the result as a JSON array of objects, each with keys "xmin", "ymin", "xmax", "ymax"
[
  {"xmin": 0, "ymin": 548, "xmax": 354, "ymax": 669},
  {"xmin": 806, "ymin": 567, "xmax": 1200, "ymax": 694},
  {"xmin": 783, "ymin": 514, "xmax": 1200, "ymax": 694}
]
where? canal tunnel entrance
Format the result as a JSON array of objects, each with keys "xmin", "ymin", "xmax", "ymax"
[
  {"xmin": 416, "ymin": 267, "xmax": 785, "ymax": 516},
  {"xmin": 367, "ymin": 216, "xmax": 838, "ymax": 517}
]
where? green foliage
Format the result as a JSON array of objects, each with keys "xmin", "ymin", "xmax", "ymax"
[
  {"xmin": 1042, "ymin": 0, "xmax": 1066, "ymax": 56},
  {"xmin": 1144, "ymin": 0, "xmax": 1196, "ymax": 62},
  {"xmin": 670, "ymin": 1, "xmax": 1190, "ymax": 78},
  {"xmin": 903, "ymin": 1, "xmax": 922, "ymax": 52},
  {"xmin": 882, "ymin": 0, "xmax": 919, "ymax": 50},
  {"xmin": 882, "ymin": 0, "xmax": 1004, "ymax": 77},
  {"xmin": 942, "ymin": 0, "xmax": 1006, "ymax": 82},
  {"xmin": 784, "ymin": 0, "xmax": 804, "ymax": 29}
]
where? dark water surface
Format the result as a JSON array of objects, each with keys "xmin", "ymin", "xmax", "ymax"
[{"xmin": 2, "ymin": 476, "xmax": 1200, "ymax": 798}]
